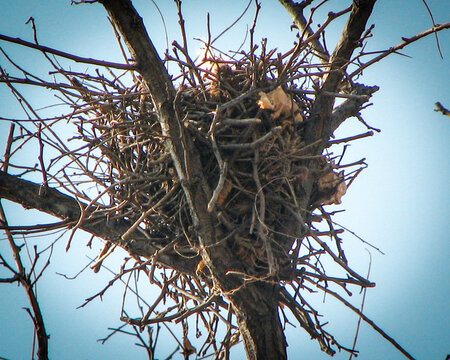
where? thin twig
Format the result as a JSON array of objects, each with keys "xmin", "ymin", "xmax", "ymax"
[
  {"xmin": 349, "ymin": 23, "xmax": 450, "ymax": 78},
  {"xmin": 0, "ymin": 34, "xmax": 134, "ymax": 70}
]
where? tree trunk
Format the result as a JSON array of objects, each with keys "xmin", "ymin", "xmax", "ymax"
[{"xmin": 231, "ymin": 283, "xmax": 286, "ymax": 360}]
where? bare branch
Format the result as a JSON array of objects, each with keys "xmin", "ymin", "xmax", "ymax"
[
  {"xmin": 0, "ymin": 171, "xmax": 198, "ymax": 274},
  {"xmin": 278, "ymin": 0, "xmax": 329, "ymax": 60},
  {"xmin": 306, "ymin": 0, "xmax": 377, "ymax": 143},
  {"xmin": 329, "ymin": 83, "xmax": 379, "ymax": 134},
  {"xmin": 0, "ymin": 202, "xmax": 49, "ymax": 359},
  {"xmin": 349, "ymin": 22, "xmax": 450, "ymax": 79},
  {"xmin": 312, "ymin": 279, "xmax": 416, "ymax": 360},
  {"xmin": 0, "ymin": 34, "xmax": 134, "ymax": 70}
]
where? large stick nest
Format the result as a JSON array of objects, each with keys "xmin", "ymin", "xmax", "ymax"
[{"xmin": 73, "ymin": 48, "xmax": 348, "ymax": 278}]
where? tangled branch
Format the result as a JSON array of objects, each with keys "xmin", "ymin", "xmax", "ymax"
[{"xmin": 1, "ymin": 0, "xmax": 447, "ymax": 358}]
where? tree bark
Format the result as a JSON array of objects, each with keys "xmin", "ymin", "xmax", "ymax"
[
  {"xmin": 231, "ymin": 284, "xmax": 286, "ymax": 360},
  {"xmin": 305, "ymin": 0, "xmax": 377, "ymax": 144}
]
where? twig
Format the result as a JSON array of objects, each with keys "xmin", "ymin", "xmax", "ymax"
[
  {"xmin": 211, "ymin": 0, "xmax": 253, "ymax": 44},
  {"xmin": 220, "ymin": 126, "xmax": 282, "ymax": 149},
  {"xmin": 309, "ymin": 233, "xmax": 374, "ymax": 287},
  {"xmin": 349, "ymin": 23, "xmax": 450, "ymax": 79},
  {"xmin": 37, "ymin": 124, "xmax": 48, "ymax": 195},
  {"xmin": 331, "ymin": 220, "xmax": 385, "ymax": 255},
  {"xmin": 1, "ymin": 124, "xmax": 15, "ymax": 172},
  {"xmin": 328, "ymin": 131, "xmax": 374, "ymax": 146},
  {"xmin": 221, "ymin": 118, "xmax": 261, "ymax": 126},
  {"xmin": 311, "ymin": 279, "xmax": 416, "ymax": 360},
  {"xmin": 0, "ymin": 34, "xmax": 134, "ymax": 70},
  {"xmin": 349, "ymin": 249, "xmax": 372, "ymax": 360},
  {"xmin": 278, "ymin": 0, "xmax": 331, "ymax": 61},
  {"xmin": 252, "ymin": 143, "xmax": 276, "ymax": 276},
  {"xmin": 0, "ymin": 202, "xmax": 49, "ymax": 359},
  {"xmin": 420, "ymin": 0, "xmax": 443, "ymax": 58},
  {"xmin": 356, "ymin": 113, "xmax": 381, "ymax": 132},
  {"xmin": 207, "ymin": 161, "xmax": 228, "ymax": 213}
]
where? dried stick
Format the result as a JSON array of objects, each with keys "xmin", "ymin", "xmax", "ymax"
[
  {"xmin": 206, "ymin": 107, "xmax": 230, "ymax": 213},
  {"xmin": 207, "ymin": 160, "xmax": 228, "ymax": 213},
  {"xmin": 0, "ymin": 202, "xmax": 49, "ymax": 360},
  {"xmin": 122, "ymin": 184, "xmax": 180, "ymax": 240},
  {"xmin": 349, "ymin": 250, "xmax": 372, "ymax": 360},
  {"xmin": 279, "ymin": 288, "xmax": 335, "ymax": 356},
  {"xmin": 1, "ymin": 123, "xmax": 15, "ymax": 172},
  {"xmin": 310, "ymin": 279, "xmax": 416, "ymax": 360},
  {"xmin": 349, "ymin": 22, "xmax": 450, "ymax": 79},
  {"xmin": 328, "ymin": 131, "xmax": 374, "ymax": 146},
  {"xmin": 0, "ymin": 34, "xmax": 135, "ymax": 70},
  {"xmin": 220, "ymin": 126, "xmax": 282, "ymax": 150},
  {"xmin": 252, "ymin": 143, "xmax": 276, "ymax": 276},
  {"xmin": 309, "ymin": 233, "xmax": 374, "ymax": 287},
  {"xmin": 211, "ymin": 0, "xmax": 253, "ymax": 44},
  {"xmin": 278, "ymin": 0, "xmax": 330, "ymax": 61},
  {"xmin": 0, "ymin": 34, "xmax": 133, "ymax": 70}
]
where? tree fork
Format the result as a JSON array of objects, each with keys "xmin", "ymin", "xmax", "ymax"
[
  {"xmin": 305, "ymin": 0, "xmax": 377, "ymax": 144},
  {"xmin": 98, "ymin": 1, "xmax": 289, "ymax": 358}
]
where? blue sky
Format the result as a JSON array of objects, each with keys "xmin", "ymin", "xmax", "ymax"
[{"xmin": 0, "ymin": 1, "xmax": 449, "ymax": 359}]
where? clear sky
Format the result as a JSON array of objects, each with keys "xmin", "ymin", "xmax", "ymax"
[{"xmin": 0, "ymin": 1, "xmax": 449, "ymax": 359}]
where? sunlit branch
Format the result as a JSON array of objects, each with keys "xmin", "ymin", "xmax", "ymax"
[{"xmin": 0, "ymin": 34, "xmax": 134, "ymax": 70}]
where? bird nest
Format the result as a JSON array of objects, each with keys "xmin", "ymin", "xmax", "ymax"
[{"xmin": 72, "ymin": 48, "xmax": 350, "ymax": 279}]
